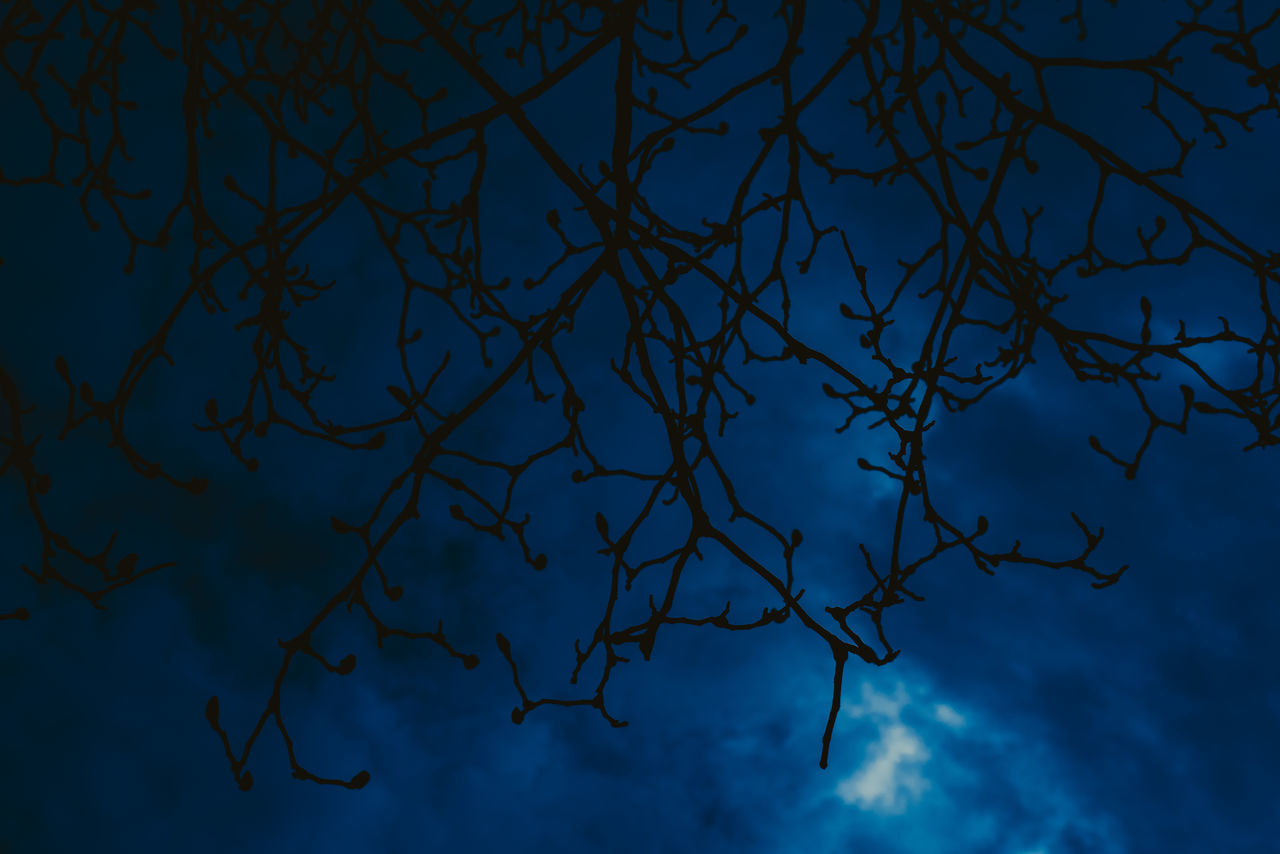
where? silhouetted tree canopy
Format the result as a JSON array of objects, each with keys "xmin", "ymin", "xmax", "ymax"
[{"xmin": 3, "ymin": 0, "xmax": 1278, "ymax": 791}]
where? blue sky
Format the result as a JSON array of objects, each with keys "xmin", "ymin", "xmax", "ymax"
[{"xmin": 2, "ymin": 1, "xmax": 1279, "ymax": 851}]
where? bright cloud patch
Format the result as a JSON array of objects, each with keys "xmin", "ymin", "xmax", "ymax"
[
  {"xmin": 933, "ymin": 703, "xmax": 966, "ymax": 728},
  {"xmin": 826, "ymin": 675, "xmax": 1127, "ymax": 854},
  {"xmin": 836, "ymin": 683, "xmax": 932, "ymax": 813},
  {"xmin": 835, "ymin": 723, "xmax": 930, "ymax": 812}
]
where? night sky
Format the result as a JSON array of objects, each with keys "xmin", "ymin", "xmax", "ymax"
[{"xmin": 2, "ymin": 1, "xmax": 1279, "ymax": 852}]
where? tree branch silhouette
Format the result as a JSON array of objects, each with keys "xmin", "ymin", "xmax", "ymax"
[{"xmin": 3, "ymin": 0, "xmax": 1278, "ymax": 789}]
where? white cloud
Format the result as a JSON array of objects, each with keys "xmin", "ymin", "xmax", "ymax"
[
  {"xmin": 823, "ymin": 674, "xmax": 1126, "ymax": 853},
  {"xmin": 836, "ymin": 683, "xmax": 932, "ymax": 813},
  {"xmin": 835, "ymin": 722, "xmax": 930, "ymax": 812},
  {"xmin": 933, "ymin": 703, "xmax": 966, "ymax": 729},
  {"xmin": 845, "ymin": 681, "xmax": 910, "ymax": 721}
]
